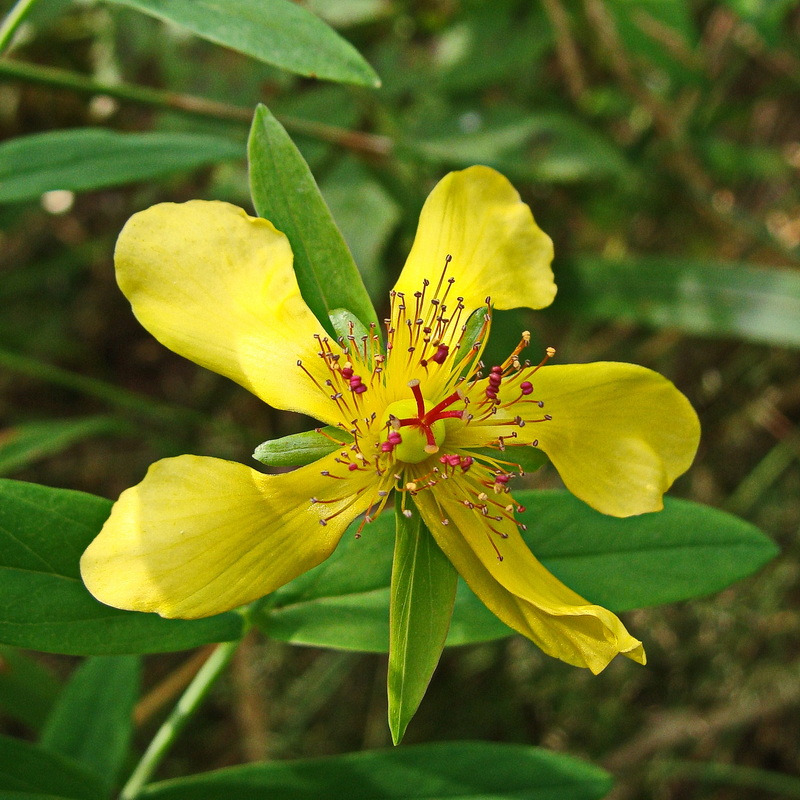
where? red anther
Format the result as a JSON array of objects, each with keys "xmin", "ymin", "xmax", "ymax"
[
  {"xmin": 348, "ymin": 463, "xmax": 359, "ymax": 471},
  {"xmin": 381, "ymin": 442, "xmax": 394, "ymax": 452},
  {"xmin": 485, "ymin": 387, "xmax": 498, "ymax": 399},
  {"xmin": 489, "ymin": 375, "xmax": 502, "ymax": 387},
  {"xmin": 516, "ymin": 505, "xmax": 526, "ymax": 513},
  {"xmin": 354, "ymin": 384, "xmax": 368, "ymax": 394},
  {"xmin": 431, "ymin": 344, "xmax": 450, "ymax": 364},
  {"xmin": 388, "ymin": 431, "xmax": 402, "ymax": 444},
  {"xmin": 491, "ymin": 365, "xmax": 503, "ymax": 374},
  {"xmin": 520, "ymin": 381, "xmax": 533, "ymax": 395},
  {"xmin": 495, "ymin": 473, "xmax": 510, "ymax": 484},
  {"xmin": 461, "ymin": 456, "xmax": 473, "ymax": 471},
  {"xmin": 341, "ymin": 366, "xmax": 354, "ymax": 379},
  {"xmin": 348, "ymin": 375, "xmax": 362, "ymax": 386}
]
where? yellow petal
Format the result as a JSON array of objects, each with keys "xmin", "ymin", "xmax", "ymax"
[
  {"xmin": 393, "ymin": 166, "xmax": 556, "ymax": 313},
  {"xmin": 115, "ymin": 200, "xmax": 341, "ymax": 425},
  {"xmin": 413, "ymin": 490, "xmax": 644, "ymax": 673},
  {"xmin": 527, "ymin": 363, "xmax": 699, "ymax": 517},
  {"xmin": 80, "ymin": 453, "xmax": 373, "ymax": 618}
]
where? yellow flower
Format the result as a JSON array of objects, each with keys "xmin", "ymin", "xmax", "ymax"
[{"xmin": 80, "ymin": 166, "xmax": 699, "ymax": 674}]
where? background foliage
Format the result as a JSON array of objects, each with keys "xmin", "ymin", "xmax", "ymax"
[{"xmin": 0, "ymin": 1, "xmax": 799, "ymax": 799}]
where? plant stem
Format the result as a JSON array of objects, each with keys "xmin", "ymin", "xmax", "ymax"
[
  {"xmin": 119, "ymin": 640, "xmax": 240, "ymax": 800},
  {"xmin": 0, "ymin": 59, "xmax": 393, "ymax": 156},
  {"xmin": 0, "ymin": 0, "xmax": 41, "ymax": 54}
]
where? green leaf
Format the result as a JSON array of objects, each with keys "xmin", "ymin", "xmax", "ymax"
[
  {"xmin": 140, "ymin": 741, "xmax": 612, "ymax": 800},
  {"xmin": 0, "ymin": 130, "xmax": 243, "ymax": 204},
  {"xmin": 259, "ymin": 490, "xmax": 776, "ymax": 652},
  {"xmin": 321, "ymin": 157, "xmax": 401, "ymax": 299},
  {"xmin": 328, "ymin": 307, "xmax": 371, "ymax": 347},
  {"xmin": 408, "ymin": 109, "xmax": 629, "ymax": 183},
  {"xmin": 0, "ymin": 647, "xmax": 62, "ymax": 733},
  {"xmin": 0, "ymin": 479, "xmax": 243, "ymax": 655},
  {"xmin": 41, "ymin": 657, "xmax": 139, "ymax": 795},
  {"xmin": 605, "ymin": 0, "xmax": 702, "ymax": 85},
  {"xmin": 253, "ymin": 426, "xmax": 352, "ymax": 468},
  {"xmin": 0, "ymin": 417, "xmax": 125, "ymax": 477},
  {"xmin": 469, "ymin": 445, "xmax": 549, "ymax": 474},
  {"xmin": 0, "ymin": 734, "xmax": 104, "ymax": 799},
  {"xmin": 388, "ymin": 506, "xmax": 457, "ymax": 744},
  {"xmin": 562, "ymin": 255, "xmax": 800, "ymax": 349},
  {"xmin": 106, "ymin": 0, "xmax": 380, "ymax": 86},
  {"xmin": 248, "ymin": 105, "xmax": 378, "ymax": 334},
  {"xmin": 532, "ymin": 491, "xmax": 779, "ymax": 612}
]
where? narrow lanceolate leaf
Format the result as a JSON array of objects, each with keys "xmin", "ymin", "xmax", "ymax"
[
  {"xmin": 106, "ymin": 0, "xmax": 380, "ymax": 87},
  {"xmin": 41, "ymin": 657, "xmax": 140, "ymax": 795},
  {"xmin": 563, "ymin": 255, "xmax": 800, "ymax": 350},
  {"xmin": 253, "ymin": 426, "xmax": 352, "ymax": 468},
  {"xmin": 259, "ymin": 491, "xmax": 776, "ymax": 653},
  {"xmin": 248, "ymin": 104, "xmax": 378, "ymax": 334},
  {"xmin": 0, "ymin": 130, "xmax": 242, "ymax": 203},
  {"xmin": 0, "ymin": 417, "xmax": 125, "ymax": 476},
  {"xmin": 140, "ymin": 742, "xmax": 612, "ymax": 800},
  {"xmin": 0, "ymin": 647, "xmax": 62, "ymax": 733},
  {"xmin": 388, "ymin": 506, "xmax": 457, "ymax": 744},
  {"xmin": 0, "ymin": 479, "xmax": 243, "ymax": 654},
  {"xmin": 0, "ymin": 734, "xmax": 104, "ymax": 799}
]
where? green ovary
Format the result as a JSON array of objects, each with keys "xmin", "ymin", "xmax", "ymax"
[{"xmin": 382, "ymin": 398, "xmax": 447, "ymax": 464}]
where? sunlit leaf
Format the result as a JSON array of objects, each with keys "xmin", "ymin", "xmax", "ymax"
[
  {"xmin": 388, "ymin": 506, "xmax": 456, "ymax": 744},
  {"xmin": 0, "ymin": 130, "xmax": 243, "ymax": 203},
  {"xmin": 260, "ymin": 490, "xmax": 776, "ymax": 651},
  {"xmin": 253, "ymin": 426, "xmax": 351, "ymax": 468},
  {"xmin": 106, "ymin": 0, "xmax": 380, "ymax": 86},
  {"xmin": 0, "ymin": 480, "xmax": 243, "ymax": 655},
  {"xmin": 248, "ymin": 105, "xmax": 378, "ymax": 332}
]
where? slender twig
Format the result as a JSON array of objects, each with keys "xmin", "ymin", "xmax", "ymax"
[
  {"xmin": 0, "ymin": 0, "xmax": 41, "ymax": 54},
  {"xmin": 0, "ymin": 58, "xmax": 393, "ymax": 156},
  {"xmin": 231, "ymin": 631, "xmax": 271, "ymax": 761},
  {"xmin": 582, "ymin": 0, "xmax": 799, "ymax": 261},
  {"xmin": 133, "ymin": 646, "xmax": 217, "ymax": 727},
  {"xmin": 540, "ymin": 0, "xmax": 587, "ymax": 102},
  {"xmin": 603, "ymin": 662, "xmax": 800, "ymax": 800},
  {"xmin": 119, "ymin": 640, "xmax": 240, "ymax": 800}
]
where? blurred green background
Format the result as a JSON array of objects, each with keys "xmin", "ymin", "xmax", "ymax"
[{"xmin": 1, "ymin": 1, "xmax": 799, "ymax": 798}]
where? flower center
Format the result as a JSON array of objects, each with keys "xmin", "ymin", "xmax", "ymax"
[{"xmin": 380, "ymin": 379, "xmax": 465, "ymax": 464}]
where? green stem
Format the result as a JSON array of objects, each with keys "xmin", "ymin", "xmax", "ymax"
[
  {"xmin": 0, "ymin": 59, "xmax": 393, "ymax": 156},
  {"xmin": 0, "ymin": 0, "xmax": 41, "ymax": 54},
  {"xmin": 119, "ymin": 640, "xmax": 240, "ymax": 800}
]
